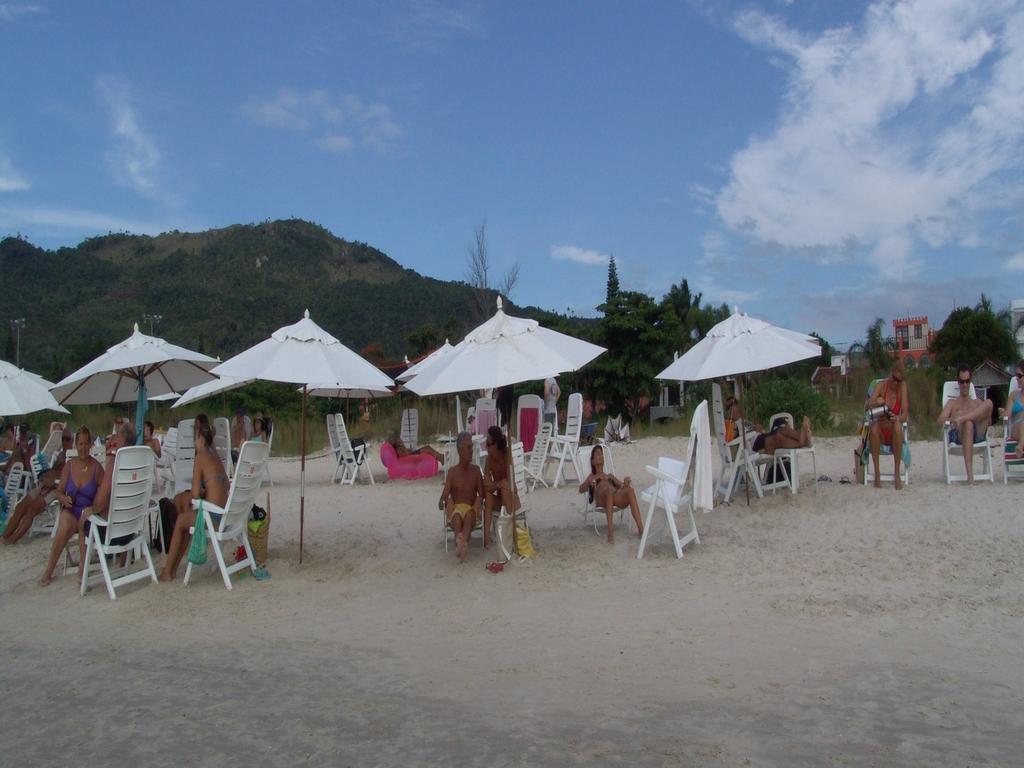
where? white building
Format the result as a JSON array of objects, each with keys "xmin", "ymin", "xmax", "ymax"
[{"xmin": 1013, "ymin": 299, "xmax": 1024, "ymax": 359}]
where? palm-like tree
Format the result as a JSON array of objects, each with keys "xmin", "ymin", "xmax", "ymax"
[{"xmin": 848, "ymin": 318, "xmax": 896, "ymax": 373}]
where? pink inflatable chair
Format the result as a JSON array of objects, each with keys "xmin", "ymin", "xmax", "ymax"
[{"xmin": 380, "ymin": 441, "xmax": 439, "ymax": 480}]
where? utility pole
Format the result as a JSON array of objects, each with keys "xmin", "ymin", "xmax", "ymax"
[
  {"xmin": 10, "ymin": 318, "xmax": 26, "ymax": 367},
  {"xmin": 143, "ymin": 313, "xmax": 163, "ymax": 336}
]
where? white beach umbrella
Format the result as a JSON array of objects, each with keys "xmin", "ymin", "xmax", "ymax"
[
  {"xmin": 404, "ymin": 298, "xmax": 606, "ymax": 397},
  {"xmin": 397, "ymin": 340, "xmax": 454, "ymax": 382},
  {"xmin": 0, "ymin": 360, "xmax": 69, "ymax": 417},
  {"xmin": 305, "ymin": 385, "xmax": 393, "ymax": 399},
  {"xmin": 656, "ymin": 310, "xmax": 820, "ymax": 382},
  {"xmin": 50, "ymin": 324, "xmax": 219, "ymax": 441},
  {"xmin": 172, "ymin": 375, "xmax": 253, "ymax": 408},
  {"xmin": 211, "ymin": 309, "xmax": 395, "ymax": 562}
]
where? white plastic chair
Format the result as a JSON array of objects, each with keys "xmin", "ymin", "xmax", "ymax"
[
  {"xmin": 507, "ymin": 441, "xmax": 530, "ymax": 529},
  {"xmin": 184, "ymin": 440, "xmax": 270, "ymax": 590},
  {"xmin": 525, "ymin": 422, "xmax": 554, "ymax": 490},
  {"xmin": 327, "ymin": 412, "xmax": 343, "ymax": 481},
  {"xmin": 3, "ymin": 462, "xmax": 25, "ymax": 515},
  {"xmin": 474, "ymin": 397, "xmax": 497, "ymax": 436},
  {"xmin": 400, "ymin": 408, "xmax": 419, "ymax": 451},
  {"xmin": 550, "ymin": 392, "xmax": 583, "ymax": 488},
  {"xmin": 80, "ymin": 446, "xmax": 158, "ymax": 600},
  {"xmin": 764, "ymin": 412, "xmax": 818, "ymax": 494},
  {"xmin": 861, "ymin": 378, "xmax": 910, "ymax": 487},
  {"xmin": 261, "ymin": 426, "xmax": 274, "ymax": 486},
  {"xmin": 941, "ymin": 380, "xmax": 993, "ymax": 484},
  {"xmin": 173, "ymin": 418, "xmax": 196, "ymax": 496},
  {"xmin": 213, "ymin": 416, "xmax": 233, "ymax": 479},
  {"xmin": 516, "ymin": 394, "xmax": 543, "ymax": 454},
  {"xmin": 636, "ymin": 436, "xmax": 698, "ymax": 559},
  {"xmin": 26, "ymin": 454, "xmax": 60, "ymax": 538},
  {"xmin": 334, "ymin": 413, "xmax": 374, "ymax": 485},
  {"xmin": 579, "ymin": 442, "xmax": 628, "ymax": 534}
]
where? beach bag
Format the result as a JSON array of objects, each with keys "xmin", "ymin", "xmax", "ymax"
[
  {"xmin": 187, "ymin": 500, "xmax": 208, "ymax": 565},
  {"xmin": 762, "ymin": 457, "xmax": 791, "ymax": 486},
  {"xmin": 514, "ymin": 524, "xmax": 536, "ymax": 559},
  {"xmin": 351, "ymin": 438, "xmax": 366, "ymax": 464}
]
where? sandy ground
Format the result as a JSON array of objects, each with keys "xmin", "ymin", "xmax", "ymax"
[{"xmin": 1, "ymin": 434, "xmax": 1022, "ymax": 767}]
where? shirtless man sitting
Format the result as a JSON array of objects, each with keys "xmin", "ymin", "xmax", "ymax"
[
  {"xmin": 937, "ymin": 364, "xmax": 994, "ymax": 484},
  {"xmin": 438, "ymin": 432, "xmax": 483, "ymax": 561}
]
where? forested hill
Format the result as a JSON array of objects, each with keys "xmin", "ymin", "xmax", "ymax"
[{"xmin": 0, "ymin": 219, "xmax": 553, "ymax": 380}]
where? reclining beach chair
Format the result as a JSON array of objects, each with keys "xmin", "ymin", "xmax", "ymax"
[
  {"xmin": 764, "ymin": 412, "xmax": 817, "ymax": 494},
  {"xmin": 184, "ymin": 440, "xmax": 270, "ymax": 590},
  {"xmin": 941, "ymin": 380, "xmax": 993, "ymax": 484},
  {"xmin": 334, "ymin": 413, "xmax": 374, "ymax": 485},
  {"xmin": 172, "ymin": 418, "xmax": 195, "ymax": 496},
  {"xmin": 550, "ymin": 392, "xmax": 583, "ymax": 488},
  {"xmin": 213, "ymin": 416, "xmax": 233, "ymax": 479},
  {"xmin": 579, "ymin": 442, "xmax": 627, "ymax": 535},
  {"xmin": 710, "ymin": 383, "xmax": 769, "ymax": 503},
  {"xmin": 1003, "ymin": 376, "xmax": 1023, "ymax": 483},
  {"xmin": 27, "ymin": 454, "xmax": 60, "ymax": 539},
  {"xmin": 80, "ymin": 446, "xmax": 158, "ymax": 600},
  {"xmin": 525, "ymin": 422, "xmax": 554, "ymax": 490},
  {"xmin": 861, "ymin": 378, "xmax": 910, "ymax": 487}
]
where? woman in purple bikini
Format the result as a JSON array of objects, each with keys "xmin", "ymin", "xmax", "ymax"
[{"xmin": 39, "ymin": 427, "xmax": 104, "ymax": 586}]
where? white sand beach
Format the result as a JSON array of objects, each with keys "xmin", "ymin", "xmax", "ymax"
[{"xmin": 1, "ymin": 435, "xmax": 1022, "ymax": 766}]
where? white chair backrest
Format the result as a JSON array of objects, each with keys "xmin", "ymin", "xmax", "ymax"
[
  {"xmin": 510, "ymin": 441, "xmax": 528, "ymax": 499},
  {"xmin": 105, "ymin": 446, "xmax": 156, "ymax": 544},
  {"xmin": 326, "ymin": 413, "xmax": 341, "ymax": 456},
  {"xmin": 942, "ymin": 380, "xmax": 978, "ymax": 407},
  {"xmin": 334, "ymin": 413, "xmax": 360, "ymax": 465},
  {"xmin": 563, "ymin": 392, "xmax": 583, "ymax": 441},
  {"xmin": 400, "ymin": 408, "xmax": 419, "ymax": 450},
  {"xmin": 527, "ymin": 422, "xmax": 553, "ymax": 475},
  {"xmin": 517, "ymin": 394, "xmax": 543, "ymax": 444},
  {"xmin": 711, "ymin": 383, "xmax": 726, "ymax": 438},
  {"xmin": 162, "ymin": 427, "xmax": 178, "ymax": 461},
  {"xmin": 174, "ymin": 418, "xmax": 195, "ymax": 493},
  {"xmin": 4, "ymin": 463, "xmax": 23, "ymax": 501},
  {"xmin": 655, "ymin": 451, "xmax": 691, "ymax": 507},
  {"xmin": 214, "ymin": 440, "xmax": 269, "ymax": 535},
  {"xmin": 456, "ymin": 395, "xmax": 463, "ymax": 434},
  {"xmin": 767, "ymin": 412, "xmax": 794, "ymax": 430},
  {"xmin": 40, "ymin": 430, "xmax": 62, "ymax": 462},
  {"xmin": 474, "ymin": 398, "xmax": 497, "ymax": 436},
  {"xmin": 213, "ymin": 416, "xmax": 232, "ymax": 472}
]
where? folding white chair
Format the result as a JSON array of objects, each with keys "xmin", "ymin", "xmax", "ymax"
[
  {"xmin": 400, "ymin": 408, "xmax": 419, "ymax": 451},
  {"xmin": 579, "ymin": 442, "xmax": 627, "ymax": 534},
  {"xmin": 158, "ymin": 427, "xmax": 177, "ymax": 496},
  {"xmin": 184, "ymin": 440, "xmax": 270, "ymax": 590},
  {"xmin": 710, "ymin": 383, "xmax": 768, "ymax": 503},
  {"xmin": 516, "ymin": 394, "xmax": 543, "ymax": 454},
  {"xmin": 507, "ymin": 441, "xmax": 530, "ymax": 529},
  {"xmin": 26, "ymin": 454, "xmax": 60, "ymax": 538},
  {"xmin": 335, "ymin": 413, "xmax": 374, "ymax": 485},
  {"xmin": 941, "ymin": 380, "xmax": 993, "ymax": 484},
  {"xmin": 213, "ymin": 416, "xmax": 233, "ymax": 478},
  {"xmin": 327, "ymin": 412, "xmax": 344, "ymax": 482},
  {"xmin": 550, "ymin": 392, "xmax": 583, "ymax": 488},
  {"xmin": 3, "ymin": 462, "xmax": 25, "ymax": 515},
  {"xmin": 80, "ymin": 446, "xmax": 158, "ymax": 600},
  {"xmin": 525, "ymin": 422, "xmax": 554, "ymax": 490},
  {"xmin": 636, "ymin": 437, "xmax": 698, "ymax": 559}
]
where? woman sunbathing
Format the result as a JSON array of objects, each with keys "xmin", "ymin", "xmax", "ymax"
[
  {"xmin": 725, "ymin": 396, "xmax": 813, "ymax": 455},
  {"xmin": 38, "ymin": 428, "xmax": 104, "ymax": 586},
  {"xmin": 579, "ymin": 444, "xmax": 643, "ymax": 544},
  {"xmin": 482, "ymin": 426, "xmax": 515, "ymax": 548},
  {"xmin": 159, "ymin": 418, "xmax": 230, "ymax": 582}
]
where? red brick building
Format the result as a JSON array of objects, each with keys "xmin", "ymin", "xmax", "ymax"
[{"xmin": 891, "ymin": 316, "xmax": 935, "ymax": 368}]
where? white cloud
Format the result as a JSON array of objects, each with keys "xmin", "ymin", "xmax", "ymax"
[
  {"xmin": 0, "ymin": 204, "xmax": 196, "ymax": 236},
  {"xmin": 0, "ymin": 155, "xmax": 29, "ymax": 191},
  {"xmin": 245, "ymin": 89, "xmax": 403, "ymax": 153},
  {"xmin": 717, "ymin": 0, "xmax": 1024, "ymax": 280},
  {"xmin": 95, "ymin": 77, "xmax": 170, "ymax": 203},
  {"xmin": 550, "ymin": 244, "xmax": 610, "ymax": 266},
  {"xmin": 1007, "ymin": 252, "xmax": 1024, "ymax": 271},
  {"xmin": 386, "ymin": 0, "xmax": 479, "ymax": 52},
  {"xmin": 0, "ymin": 4, "xmax": 43, "ymax": 22}
]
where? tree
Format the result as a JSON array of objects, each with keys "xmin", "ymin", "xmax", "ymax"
[
  {"xmin": 590, "ymin": 289, "xmax": 681, "ymax": 417},
  {"xmin": 406, "ymin": 324, "xmax": 439, "ymax": 357},
  {"xmin": 848, "ymin": 318, "xmax": 894, "ymax": 373},
  {"xmin": 606, "ymin": 255, "xmax": 619, "ymax": 302},
  {"xmin": 465, "ymin": 221, "xmax": 520, "ymax": 321},
  {"xmin": 931, "ymin": 296, "xmax": 1017, "ymax": 370}
]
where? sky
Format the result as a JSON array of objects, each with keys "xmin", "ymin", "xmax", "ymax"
[{"xmin": 1, "ymin": 0, "xmax": 1022, "ymax": 348}]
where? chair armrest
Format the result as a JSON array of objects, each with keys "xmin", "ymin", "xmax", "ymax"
[
  {"xmin": 190, "ymin": 499, "xmax": 227, "ymax": 515},
  {"xmin": 89, "ymin": 514, "xmax": 109, "ymax": 528}
]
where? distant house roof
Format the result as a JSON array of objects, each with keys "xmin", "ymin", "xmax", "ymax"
[
  {"xmin": 811, "ymin": 365, "xmax": 842, "ymax": 386},
  {"xmin": 971, "ymin": 360, "xmax": 1011, "ymax": 388}
]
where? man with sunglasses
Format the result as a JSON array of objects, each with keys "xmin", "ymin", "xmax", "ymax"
[{"xmin": 937, "ymin": 364, "xmax": 994, "ymax": 484}]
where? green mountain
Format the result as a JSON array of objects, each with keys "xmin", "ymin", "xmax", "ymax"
[{"xmin": 0, "ymin": 219, "xmax": 533, "ymax": 380}]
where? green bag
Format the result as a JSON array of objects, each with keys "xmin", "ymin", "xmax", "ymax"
[{"xmin": 188, "ymin": 500, "xmax": 208, "ymax": 566}]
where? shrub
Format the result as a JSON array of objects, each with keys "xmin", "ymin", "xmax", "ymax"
[{"xmin": 750, "ymin": 378, "xmax": 829, "ymax": 428}]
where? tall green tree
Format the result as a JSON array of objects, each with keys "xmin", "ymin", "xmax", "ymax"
[
  {"xmin": 606, "ymin": 255, "xmax": 620, "ymax": 302},
  {"xmin": 931, "ymin": 295, "xmax": 1017, "ymax": 369},
  {"xmin": 849, "ymin": 318, "xmax": 894, "ymax": 373},
  {"xmin": 406, "ymin": 324, "xmax": 440, "ymax": 356}
]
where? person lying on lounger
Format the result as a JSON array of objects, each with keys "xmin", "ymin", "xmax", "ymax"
[
  {"xmin": 388, "ymin": 432, "xmax": 444, "ymax": 463},
  {"xmin": 725, "ymin": 396, "xmax": 813, "ymax": 455},
  {"xmin": 438, "ymin": 432, "xmax": 482, "ymax": 562}
]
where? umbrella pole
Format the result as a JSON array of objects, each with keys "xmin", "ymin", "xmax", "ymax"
[
  {"xmin": 740, "ymin": 378, "xmax": 751, "ymax": 506},
  {"xmin": 300, "ymin": 384, "xmax": 307, "ymax": 563}
]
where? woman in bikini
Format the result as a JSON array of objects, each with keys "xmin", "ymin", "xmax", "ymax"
[
  {"xmin": 3, "ymin": 428, "xmax": 73, "ymax": 545},
  {"xmin": 579, "ymin": 444, "xmax": 643, "ymax": 544},
  {"xmin": 39, "ymin": 428, "xmax": 104, "ymax": 586},
  {"xmin": 482, "ymin": 426, "xmax": 516, "ymax": 549},
  {"xmin": 866, "ymin": 360, "xmax": 908, "ymax": 489},
  {"xmin": 159, "ymin": 417, "xmax": 230, "ymax": 582},
  {"xmin": 142, "ymin": 420, "xmax": 161, "ymax": 459}
]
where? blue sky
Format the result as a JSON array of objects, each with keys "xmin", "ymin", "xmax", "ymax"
[{"xmin": 2, "ymin": 0, "xmax": 1022, "ymax": 348}]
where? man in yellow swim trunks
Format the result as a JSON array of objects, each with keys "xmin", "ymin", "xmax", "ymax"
[{"xmin": 438, "ymin": 432, "xmax": 483, "ymax": 561}]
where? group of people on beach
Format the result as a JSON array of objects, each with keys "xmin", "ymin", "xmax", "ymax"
[{"xmin": 0, "ymin": 410, "xmax": 273, "ymax": 587}]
